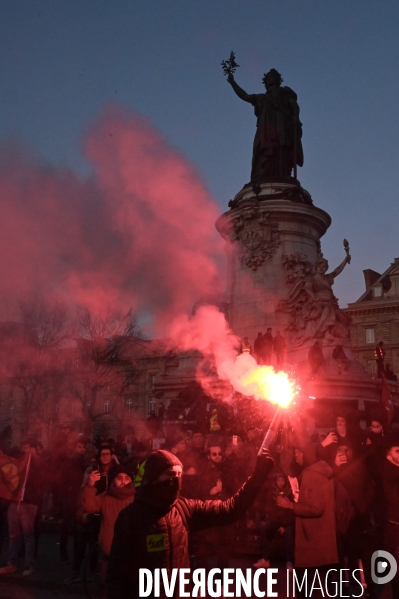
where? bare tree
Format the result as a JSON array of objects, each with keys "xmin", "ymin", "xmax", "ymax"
[
  {"xmin": 0, "ymin": 301, "xmax": 145, "ymax": 442},
  {"xmin": 66, "ymin": 308, "xmax": 144, "ymax": 436},
  {"xmin": 20, "ymin": 296, "xmax": 69, "ymax": 348},
  {"xmin": 0, "ymin": 298, "xmax": 70, "ymax": 441}
]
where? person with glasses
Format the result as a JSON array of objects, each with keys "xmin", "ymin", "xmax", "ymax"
[
  {"xmin": 92, "ymin": 444, "xmax": 119, "ymax": 495},
  {"xmin": 199, "ymin": 444, "xmax": 234, "ymax": 500},
  {"xmin": 66, "ymin": 443, "xmax": 119, "ymax": 584},
  {"xmin": 107, "ymin": 448, "xmax": 274, "ymax": 599}
]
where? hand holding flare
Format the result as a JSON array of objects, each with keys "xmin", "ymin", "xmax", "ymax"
[{"xmin": 256, "ymin": 372, "xmax": 294, "ymax": 457}]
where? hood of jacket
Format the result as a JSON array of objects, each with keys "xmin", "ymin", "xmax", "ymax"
[{"xmin": 304, "ymin": 459, "xmax": 333, "ymax": 479}]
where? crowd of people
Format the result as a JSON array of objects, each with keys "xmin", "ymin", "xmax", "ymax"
[{"xmin": 0, "ymin": 404, "xmax": 397, "ymax": 598}]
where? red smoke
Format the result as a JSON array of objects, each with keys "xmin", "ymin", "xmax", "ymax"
[
  {"xmin": 0, "ymin": 106, "xmax": 293, "ymax": 413},
  {"xmin": 0, "ymin": 106, "xmax": 224, "ymax": 330}
]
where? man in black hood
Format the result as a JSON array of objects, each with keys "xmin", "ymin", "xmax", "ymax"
[
  {"xmin": 107, "ymin": 448, "xmax": 274, "ymax": 599},
  {"xmin": 136, "ymin": 449, "xmax": 184, "ymax": 510}
]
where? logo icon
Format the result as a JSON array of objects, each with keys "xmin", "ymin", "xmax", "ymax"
[{"xmin": 371, "ymin": 550, "xmax": 397, "ymax": 584}]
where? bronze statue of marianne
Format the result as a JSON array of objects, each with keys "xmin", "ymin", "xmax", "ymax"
[{"xmin": 227, "ymin": 69, "xmax": 304, "ymax": 182}]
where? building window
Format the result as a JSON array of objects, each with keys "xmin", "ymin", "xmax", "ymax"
[
  {"xmin": 395, "ymin": 279, "xmax": 399, "ymax": 296},
  {"xmin": 365, "ymin": 328, "xmax": 375, "ymax": 344},
  {"xmin": 367, "ymin": 359, "xmax": 377, "ymax": 376},
  {"xmin": 104, "ymin": 400, "xmax": 110, "ymax": 413},
  {"xmin": 9, "ymin": 404, "xmax": 13, "ymax": 418},
  {"xmin": 373, "ymin": 285, "xmax": 382, "ymax": 298},
  {"xmin": 148, "ymin": 397, "xmax": 156, "ymax": 414},
  {"xmin": 126, "ymin": 398, "xmax": 133, "ymax": 414}
]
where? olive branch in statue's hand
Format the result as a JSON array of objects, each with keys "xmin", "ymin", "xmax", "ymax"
[{"xmin": 221, "ymin": 51, "xmax": 239, "ymax": 76}]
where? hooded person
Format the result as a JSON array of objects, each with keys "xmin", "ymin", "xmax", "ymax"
[
  {"xmin": 81, "ymin": 464, "xmax": 135, "ymax": 582},
  {"xmin": 106, "ymin": 448, "xmax": 274, "ymax": 599},
  {"xmin": 276, "ymin": 426, "xmax": 339, "ymax": 571},
  {"xmin": 134, "ymin": 449, "xmax": 184, "ymax": 511}
]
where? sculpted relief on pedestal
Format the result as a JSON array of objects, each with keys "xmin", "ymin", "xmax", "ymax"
[
  {"xmin": 232, "ymin": 209, "xmax": 281, "ymax": 271},
  {"xmin": 277, "ymin": 250, "xmax": 351, "ymax": 346}
]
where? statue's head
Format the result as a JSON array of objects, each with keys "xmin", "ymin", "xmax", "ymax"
[
  {"xmin": 262, "ymin": 69, "xmax": 283, "ymax": 90},
  {"xmin": 315, "ymin": 258, "xmax": 329, "ymax": 274}
]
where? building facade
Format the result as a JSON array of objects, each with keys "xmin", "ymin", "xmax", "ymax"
[
  {"xmin": 345, "ymin": 258, "xmax": 399, "ymax": 379},
  {"xmin": 0, "ymin": 334, "xmax": 181, "ymax": 447}
]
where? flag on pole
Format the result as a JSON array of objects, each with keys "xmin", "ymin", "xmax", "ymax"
[
  {"xmin": 381, "ymin": 375, "xmax": 394, "ymax": 426},
  {"xmin": 0, "ymin": 452, "xmax": 29, "ymax": 501}
]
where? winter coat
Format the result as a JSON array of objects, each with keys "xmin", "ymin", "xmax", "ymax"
[
  {"xmin": 94, "ymin": 461, "xmax": 119, "ymax": 494},
  {"xmin": 82, "ymin": 460, "xmax": 119, "ymax": 495},
  {"xmin": 81, "ymin": 484, "xmax": 134, "ymax": 556},
  {"xmin": 333, "ymin": 458, "xmax": 374, "ymax": 515},
  {"xmin": 294, "ymin": 460, "xmax": 339, "ymax": 568},
  {"xmin": 264, "ymin": 479, "xmax": 295, "ymax": 528},
  {"xmin": 197, "ymin": 459, "xmax": 238, "ymax": 501},
  {"xmin": 365, "ymin": 431, "xmax": 387, "ymax": 485},
  {"xmin": 106, "ymin": 468, "xmax": 272, "ymax": 599},
  {"xmin": 58, "ymin": 454, "xmax": 87, "ymax": 511},
  {"xmin": 383, "ymin": 460, "xmax": 399, "ymax": 523}
]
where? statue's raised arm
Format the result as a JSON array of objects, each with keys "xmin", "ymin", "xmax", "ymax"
[
  {"xmin": 330, "ymin": 254, "xmax": 351, "ymax": 279},
  {"xmin": 227, "ymin": 73, "xmax": 252, "ymax": 103}
]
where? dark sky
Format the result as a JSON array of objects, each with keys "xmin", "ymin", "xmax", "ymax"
[{"xmin": 1, "ymin": 1, "xmax": 398, "ymax": 307}]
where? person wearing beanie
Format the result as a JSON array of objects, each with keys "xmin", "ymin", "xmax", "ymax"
[
  {"xmin": 80, "ymin": 465, "xmax": 135, "ymax": 583},
  {"xmin": 107, "ymin": 448, "xmax": 274, "ymax": 599}
]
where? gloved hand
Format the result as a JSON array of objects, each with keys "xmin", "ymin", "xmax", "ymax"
[{"xmin": 253, "ymin": 450, "xmax": 275, "ymax": 480}]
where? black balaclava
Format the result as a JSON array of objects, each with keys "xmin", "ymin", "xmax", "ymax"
[{"xmin": 135, "ymin": 450, "xmax": 183, "ymax": 513}]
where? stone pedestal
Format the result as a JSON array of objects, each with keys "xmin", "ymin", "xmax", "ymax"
[
  {"xmin": 216, "ymin": 181, "xmax": 331, "ymax": 351},
  {"xmin": 216, "ymin": 180, "xmax": 382, "ymax": 418}
]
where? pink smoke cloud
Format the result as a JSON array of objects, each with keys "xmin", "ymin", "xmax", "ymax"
[
  {"xmin": 0, "ymin": 106, "xmax": 224, "ymax": 328},
  {"xmin": 0, "ymin": 108, "xmax": 293, "ymax": 413}
]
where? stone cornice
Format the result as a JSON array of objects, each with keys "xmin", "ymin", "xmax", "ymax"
[
  {"xmin": 215, "ymin": 198, "xmax": 331, "ymax": 241},
  {"xmin": 344, "ymin": 303, "xmax": 399, "ymax": 317},
  {"xmin": 350, "ymin": 343, "xmax": 399, "ymax": 351}
]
